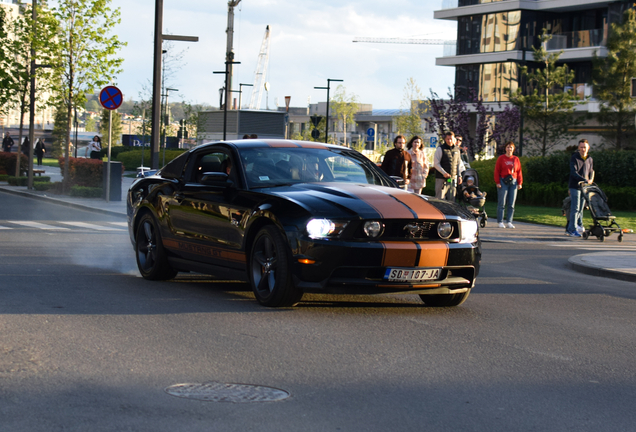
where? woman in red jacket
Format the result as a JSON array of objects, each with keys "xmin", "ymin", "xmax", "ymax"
[{"xmin": 494, "ymin": 141, "xmax": 523, "ymax": 228}]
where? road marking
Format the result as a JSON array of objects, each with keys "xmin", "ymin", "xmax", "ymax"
[
  {"xmin": 7, "ymin": 221, "xmax": 70, "ymax": 230},
  {"xmin": 108, "ymin": 222, "xmax": 128, "ymax": 227},
  {"xmin": 58, "ymin": 221, "xmax": 125, "ymax": 231}
]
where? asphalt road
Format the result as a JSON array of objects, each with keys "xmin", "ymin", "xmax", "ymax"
[{"xmin": 1, "ymin": 193, "xmax": 635, "ymax": 431}]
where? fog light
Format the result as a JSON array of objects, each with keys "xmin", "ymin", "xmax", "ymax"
[
  {"xmin": 364, "ymin": 221, "xmax": 384, "ymax": 238},
  {"xmin": 437, "ymin": 221, "xmax": 453, "ymax": 239}
]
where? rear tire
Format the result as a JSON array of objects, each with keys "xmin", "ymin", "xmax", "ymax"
[
  {"xmin": 618, "ymin": 233, "xmax": 624, "ymax": 243},
  {"xmin": 135, "ymin": 214, "xmax": 178, "ymax": 280},
  {"xmin": 582, "ymin": 231, "xmax": 589, "ymax": 240},
  {"xmin": 249, "ymin": 225, "xmax": 303, "ymax": 307},
  {"xmin": 599, "ymin": 233, "xmax": 605, "ymax": 242},
  {"xmin": 419, "ymin": 290, "xmax": 470, "ymax": 307}
]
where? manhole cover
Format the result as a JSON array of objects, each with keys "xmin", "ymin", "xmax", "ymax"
[{"xmin": 165, "ymin": 382, "xmax": 290, "ymax": 403}]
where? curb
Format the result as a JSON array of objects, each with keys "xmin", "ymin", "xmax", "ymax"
[{"xmin": 568, "ymin": 254, "xmax": 636, "ymax": 284}]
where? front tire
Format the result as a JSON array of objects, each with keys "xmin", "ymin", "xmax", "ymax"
[
  {"xmin": 135, "ymin": 214, "xmax": 178, "ymax": 280},
  {"xmin": 249, "ymin": 226, "xmax": 303, "ymax": 307},
  {"xmin": 419, "ymin": 290, "xmax": 470, "ymax": 307}
]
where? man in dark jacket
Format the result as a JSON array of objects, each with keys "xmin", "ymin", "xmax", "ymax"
[
  {"xmin": 433, "ymin": 131, "xmax": 465, "ymax": 201},
  {"xmin": 2, "ymin": 133, "xmax": 14, "ymax": 152},
  {"xmin": 567, "ymin": 139, "xmax": 594, "ymax": 237},
  {"xmin": 380, "ymin": 135, "xmax": 411, "ymax": 189}
]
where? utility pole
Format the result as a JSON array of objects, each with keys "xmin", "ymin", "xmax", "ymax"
[{"xmin": 226, "ymin": 0, "xmax": 241, "ymax": 110}]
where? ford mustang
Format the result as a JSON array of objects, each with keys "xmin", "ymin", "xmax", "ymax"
[{"xmin": 127, "ymin": 139, "xmax": 480, "ymax": 307}]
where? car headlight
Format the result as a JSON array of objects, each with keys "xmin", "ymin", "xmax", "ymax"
[
  {"xmin": 437, "ymin": 221, "xmax": 453, "ymax": 239},
  {"xmin": 363, "ymin": 221, "xmax": 384, "ymax": 238},
  {"xmin": 459, "ymin": 219, "xmax": 478, "ymax": 243},
  {"xmin": 306, "ymin": 219, "xmax": 347, "ymax": 239}
]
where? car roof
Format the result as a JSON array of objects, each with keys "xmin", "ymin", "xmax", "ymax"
[{"xmin": 197, "ymin": 139, "xmax": 350, "ymax": 152}]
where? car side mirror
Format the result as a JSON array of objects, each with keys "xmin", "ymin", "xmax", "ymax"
[{"xmin": 200, "ymin": 172, "xmax": 232, "ymax": 187}]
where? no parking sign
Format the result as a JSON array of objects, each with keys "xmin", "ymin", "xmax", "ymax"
[{"xmin": 99, "ymin": 86, "xmax": 123, "ymax": 110}]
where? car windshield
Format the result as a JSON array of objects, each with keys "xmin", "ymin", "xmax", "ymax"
[{"xmin": 239, "ymin": 147, "xmax": 393, "ymax": 189}]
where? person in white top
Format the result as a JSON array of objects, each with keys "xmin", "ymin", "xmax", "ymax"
[
  {"xmin": 406, "ymin": 136, "xmax": 429, "ymax": 194},
  {"xmin": 85, "ymin": 136, "xmax": 102, "ymax": 159}
]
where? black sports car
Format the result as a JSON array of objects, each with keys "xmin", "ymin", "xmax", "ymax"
[{"xmin": 127, "ymin": 139, "xmax": 480, "ymax": 307}]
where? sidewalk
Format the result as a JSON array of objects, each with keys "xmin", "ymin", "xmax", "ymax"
[
  {"xmin": 1, "ymin": 169, "xmax": 634, "ymax": 283},
  {"xmin": 0, "ymin": 165, "xmax": 129, "ymax": 218}
]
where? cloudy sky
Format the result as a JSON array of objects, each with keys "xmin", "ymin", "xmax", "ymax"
[{"xmin": 108, "ymin": 0, "xmax": 457, "ymax": 110}]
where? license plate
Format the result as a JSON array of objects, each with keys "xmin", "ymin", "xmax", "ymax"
[{"xmin": 384, "ymin": 268, "xmax": 441, "ymax": 282}]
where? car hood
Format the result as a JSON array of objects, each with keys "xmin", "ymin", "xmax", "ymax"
[{"xmin": 268, "ymin": 182, "xmax": 473, "ymax": 220}]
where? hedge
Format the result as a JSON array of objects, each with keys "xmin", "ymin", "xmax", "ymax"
[
  {"xmin": 69, "ymin": 185, "xmax": 103, "ymax": 198},
  {"xmin": 0, "ymin": 152, "xmax": 28, "ymax": 176},
  {"xmin": 114, "ymin": 148, "xmax": 188, "ymax": 171},
  {"xmin": 468, "ymin": 150, "xmax": 636, "ymax": 210},
  {"xmin": 33, "ymin": 181, "xmax": 52, "ymax": 191},
  {"xmin": 58, "ymin": 157, "xmax": 125, "ymax": 188}
]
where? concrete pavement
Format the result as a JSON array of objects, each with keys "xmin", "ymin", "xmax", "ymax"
[{"xmin": 1, "ymin": 166, "xmax": 634, "ymax": 283}]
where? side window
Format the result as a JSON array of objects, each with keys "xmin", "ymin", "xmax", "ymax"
[{"xmin": 194, "ymin": 152, "xmax": 228, "ymax": 183}]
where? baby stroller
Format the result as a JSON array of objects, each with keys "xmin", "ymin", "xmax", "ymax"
[
  {"xmin": 459, "ymin": 168, "xmax": 488, "ymax": 228},
  {"xmin": 579, "ymin": 182, "xmax": 623, "ymax": 242}
]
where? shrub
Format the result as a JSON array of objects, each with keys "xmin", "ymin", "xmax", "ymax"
[
  {"xmin": 69, "ymin": 185, "xmax": 103, "ymax": 198},
  {"xmin": 0, "ymin": 152, "xmax": 28, "ymax": 176},
  {"xmin": 115, "ymin": 148, "xmax": 187, "ymax": 171},
  {"xmin": 33, "ymin": 176, "xmax": 51, "ymax": 182},
  {"xmin": 0, "ymin": 174, "xmax": 8, "ymax": 182},
  {"xmin": 7, "ymin": 176, "xmax": 28, "ymax": 186},
  {"xmin": 33, "ymin": 181, "xmax": 52, "ymax": 191}
]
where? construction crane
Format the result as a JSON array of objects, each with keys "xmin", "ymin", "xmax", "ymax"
[
  {"xmin": 353, "ymin": 37, "xmax": 456, "ymax": 45},
  {"xmin": 248, "ymin": 25, "xmax": 271, "ymax": 110}
]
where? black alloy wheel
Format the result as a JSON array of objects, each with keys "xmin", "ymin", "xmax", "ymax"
[
  {"xmin": 135, "ymin": 214, "xmax": 178, "ymax": 280},
  {"xmin": 419, "ymin": 290, "xmax": 471, "ymax": 307},
  {"xmin": 249, "ymin": 225, "xmax": 303, "ymax": 307}
]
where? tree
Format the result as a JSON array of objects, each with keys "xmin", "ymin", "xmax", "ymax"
[
  {"xmin": 508, "ymin": 31, "xmax": 583, "ymax": 156},
  {"xmin": 330, "ymin": 85, "xmax": 359, "ymax": 147},
  {"xmin": 489, "ymin": 104, "xmax": 521, "ymax": 153},
  {"xmin": 51, "ymin": 102, "xmax": 69, "ymax": 158},
  {"xmin": 99, "ymin": 108, "xmax": 122, "ymax": 146},
  {"xmin": 394, "ymin": 78, "xmax": 428, "ymax": 139},
  {"xmin": 2, "ymin": 3, "xmax": 58, "ymax": 175},
  {"xmin": 0, "ymin": 6, "xmax": 11, "ymax": 113},
  {"xmin": 52, "ymin": 0, "xmax": 125, "ymax": 188},
  {"xmin": 426, "ymin": 89, "xmax": 470, "ymax": 146},
  {"xmin": 592, "ymin": 8, "xmax": 636, "ymax": 150}
]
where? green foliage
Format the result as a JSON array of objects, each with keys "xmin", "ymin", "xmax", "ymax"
[
  {"xmin": 33, "ymin": 176, "xmax": 51, "ymax": 182},
  {"xmin": 509, "ymin": 31, "xmax": 583, "ymax": 156},
  {"xmin": 58, "ymin": 157, "xmax": 104, "ymax": 188},
  {"xmin": 52, "ymin": 0, "xmax": 126, "ymax": 177},
  {"xmin": 394, "ymin": 78, "xmax": 427, "ymax": 138},
  {"xmin": 593, "ymin": 9, "xmax": 636, "ymax": 150},
  {"xmin": 0, "ymin": 174, "xmax": 7, "ymax": 182},
  {"xmin": 33, "ymin": 181, "xmax": 52, "ymax": 191},
  {"xmin": 330, "ymin": 85, "xmax": 359, "ymax": 147},
  {"xmin": 470, "ymin": 150, "xmax": 636, "ymax": 210},
  {"xmin": 100, "ymin": 108, "xmax": 122, "ymax": 145},
  {"xmin": 114, "ymin": 148, "xmax": 187, "ymax": 170},
  {"xmin": 7, "ymin": 176, "xmax": 28, "ymax": 186},
  {"xmin": 69, "ymin": 185, "xmax": 103, "ymax": 198},
  {"xmin": 0, "ymin": 152, "xmax": 28, "ymax": 175},
  {"xmin": 51, "ymin": 102, "xmax": 69, "ymax": 158}
]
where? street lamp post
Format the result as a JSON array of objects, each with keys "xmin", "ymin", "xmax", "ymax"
[
  {"xmin": 151, "ymin": 0, "xmax": 198, "ymax": 169},
  {"xmin": 214, "ymin": 60, "xmax": 241, "ymax": 140},
  {"xmin": 239, "ymin": 83, "xmax": 253, "ymax": 109},
  {"xmin": 162, "ymin": 87, "xmax": 178, "ymax": 166},
  {"xmin": 314, "ymin": 78, "xmax": 343, "ymax": 144}
]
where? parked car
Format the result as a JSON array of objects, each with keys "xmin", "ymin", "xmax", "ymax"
[{"xmin": 127, "ymin": 139, "xmax": 481, "ymax": 307}]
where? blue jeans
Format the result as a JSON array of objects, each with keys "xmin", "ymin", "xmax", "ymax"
[
  {"xmin": 497, "ymin": 178, "xmax": 518, "ymax": 223},
  {"xmin": 567, "ymin": 187, "xmax": 584, "ymax": 233}
]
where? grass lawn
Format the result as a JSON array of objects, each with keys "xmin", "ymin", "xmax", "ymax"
[{"xmin": 484, "ymin": 202, "xmax": 636, "ymax": 232}]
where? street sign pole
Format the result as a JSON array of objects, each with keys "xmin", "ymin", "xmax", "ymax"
[
  {"xmin": 99, "ymin": 86, "xmax": 123, "ymax": 203},
  {"xmin": 107, "ymin": 110, "xmax": 112, "ymax": 202}
]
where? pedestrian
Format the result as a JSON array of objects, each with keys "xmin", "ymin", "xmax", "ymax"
[
  {"xmin": 2, "ymin": 132, "xmax": 14, "ymax": 152},
  {"xmin": 406, "ymin": 135, "xmax": 429, "ymax": 194},
  {"xmin": 566, "ymin": 139, "xmax": 594, "ymax": 237},
  {"xmin": 85, "ymin": 135, "xmax": 102, "ymax": 159},
  {"xmin": 494, "ymin": 141, "xmax": 523, "ymax": 228},
  {"xmin": 34, "ymin": 139, "xmax": 46, "ymax": 166},
  {"xmin": 433, "ymin": 131, "xmax": 465, "ymax": 201},
  {"xmin": 380, "ymin": 135, "xmax": 411, "ymax": 189},
  {"xmin": 21, "ymin": 136, "xmax": 30, "ymax": 156}
]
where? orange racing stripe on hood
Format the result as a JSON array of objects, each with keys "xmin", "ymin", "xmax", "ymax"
[
  {"xmin": 330, "ymin": 185, "xmax": 414, "ymax": 218},
  {"xmin": 391, "ymin": 192, "xmax": 446, "ymax": 220}
]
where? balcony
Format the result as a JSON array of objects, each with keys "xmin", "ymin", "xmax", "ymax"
[{"xmin": 544, "ymin": 29, "xmax": 606, "ymax": 50}]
